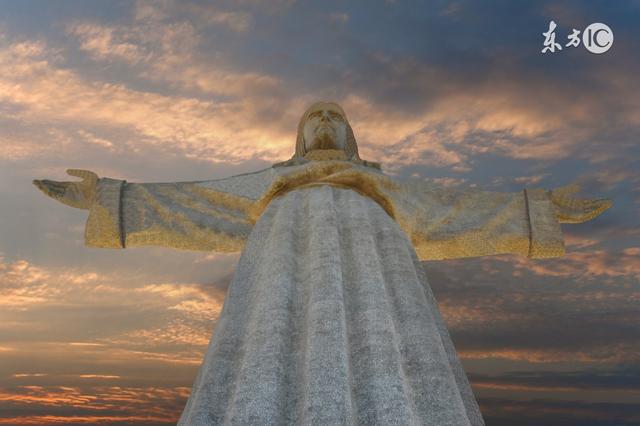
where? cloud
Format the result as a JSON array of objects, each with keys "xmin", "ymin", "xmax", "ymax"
[
  {"xmin": 5, "ymin": 0, "xmax": 640, "ymax": 175},
  {"xmin": 184, "ymin": 5, "xmax": 252, "ymax": 32},
  {"xmin": 472, "ymin": 367, "xmax": 640, "ymax": 394},
  {"xmin": 0, "ymin": 253, "xmax": 227, "ymax": 423},
  {"xmin": 0, "ymin": 36, "xmax": 292, "ymax": 164},
  {"xmin": 0, "ymin": 254, "xmax": 224, "ymax": 369},
  {"xmin": 424, "ymin": 242, "xmax": 640, "ymax": 365},
  {"xmin": 12, "ymin": 374, "xmax": 47, "ymax": 378},
  {"xmin": 77, "ymin": 375, "xmax": 121, "ymax": 379},
  {"xmin": 67, "ymin": 23, "xmax": 147, "ymax": 64},
  {"xmin": 0, "ymin": 254, "xmax": 225, "ymax": 320},
  {"xmin": 479, "ymin": 398, "xmax": 640, "ymax": 426},
  {"xmin": 513, "ymin": 174, "xmax": 550, "ymax": 185},
  {"xmin": 0, "ymin": 385, "xmax": 189, "ymax": 425},
  {"xmin": 414, "ymin": 176, "xmax": 469, "ymax": 188},
  {"xmin": 459, "ymin": 345, "xmax": 639, "ymax": 364},
  {"xmin": 66, "ymin": 18, "xmax": 279, "ymax": 96},
  {"xmin": 134, "ymin": 0, "xmax": 253, "ymax": 32},
  {"xmin": 331, "ymin": 65, "xmax": 627, "ymax": 172},
  {"xmin": 509, "ymin": 247, "xmax": 640, "ymax": 280}
]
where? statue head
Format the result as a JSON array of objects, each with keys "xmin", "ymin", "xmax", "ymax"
[
  {"xmin": 278, "ymin": 101, "xmax": 379, "ymax": 168},
  {"xmin": 295, "ymin": 101, "xmax": 358, "ymax": 158}
]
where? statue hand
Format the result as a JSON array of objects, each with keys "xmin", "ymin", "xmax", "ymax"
[
  {"xmin": 548, "ymin": 184, "xmax": 612, "ymax": 224},
  {"xmin": 33, "ymin": 169, "xmax": 99, "ymax": 210}
]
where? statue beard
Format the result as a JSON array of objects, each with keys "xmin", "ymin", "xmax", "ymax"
[{"xmin": 307, "ymin": 127, "xmax": 339, "ymax": 151}]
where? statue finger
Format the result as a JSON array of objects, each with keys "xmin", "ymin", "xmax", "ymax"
[
  {"xmin": 553, "ymin": 184, "xmax": 581, "ymax": 199},
  {"xmin": 557, "ymin": 196, "xmax": 583, "ymax": 210},
  {"xmin": 67, "ymin": 169, "xmax": 97, "ymax": 182},
  {"xmin": 36, "ymin": 180, "xmax": 68, "ymax": 197},
  {"xmin": 33, "ymin": 179, "xmax": 48, "ymax": 195},
  {"xmin": 578, "ymin": 198, "xmax": 598, "ymax": 209},
  {"xmin": 563, "ymin": 183, "xmax": 581, "ymax": 194},
  {"xmin": 587, "ymin": 198, "xmax": 612, "ymax": 214},
  {"xmin": 562, "ymin": 199, "xmax": 612, "ymax": 223},
  {"xmin": 45, "ymin": 180, "xmax": 68, "ymax": 195},
  {"xmin": 574, "ymin": 198, "xmax": 608, "ymax": 211}
]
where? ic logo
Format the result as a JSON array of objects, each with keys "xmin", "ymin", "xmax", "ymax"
[
  {"xmin": 541, "ymin": 21, "xmax": 614, "ymax": 55},
  {"xmin": 582, "ymin": 23, "xmax": 614, "ymax": 54}
]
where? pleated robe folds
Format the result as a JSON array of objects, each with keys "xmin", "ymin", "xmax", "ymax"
[
  {"xmin": 178, "ymin": 186, "xmax": 483, "ymax": 426},
  {"xmin": 83, "ymin": 160, "xmax": 565, "ymax": 425}
]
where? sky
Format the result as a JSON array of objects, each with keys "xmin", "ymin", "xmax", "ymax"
[{"xmin": 0, "ymin": 0, "xmax": 638, "ymax": 424}]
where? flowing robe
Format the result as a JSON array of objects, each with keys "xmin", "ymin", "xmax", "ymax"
[{"xmin": 84, "ymin": 161, "xmax": 564, "ymax": 425}]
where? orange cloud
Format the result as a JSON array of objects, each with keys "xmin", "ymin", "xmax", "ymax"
[
  {"xmin": 0, "ymin": 36, "xmax": 290, "ymax": 164},
  {"xmin": 5, "ymin": 15, "xmax": 629, "ymax": 172},
  {"xmin": 0, "ymin": 255, "xmax": 225, "ymax": 370},
  {"xmin": 459, "ymin": 343, "xmax": 640, "ymax": 364},
  {"xmin": 0, "ymin": 385, "xmax": 189, "ymax": 424},
  {"xmin": 511, "ymin": 248, "xmax": 640, "ymax": 280},
  {"xmin": 474, "ymin": 382, "xmax": 587, "ymax": 393},
  {"xmin": 12, "ymin": 374, "xmax": 48, "ymax": 378},
  {"xmin": 67, "ymin": 23, "xmax": 146, "ymax": 63},
  {"xmin": 78, "ymin": 375, "xmax": 121, "ymax": 379}
]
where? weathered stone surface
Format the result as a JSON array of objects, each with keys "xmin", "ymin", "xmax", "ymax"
[
  {"xmin": 179, "ymin": 186, "xmax": 483, "ymax": 425},
  {"xmin": 83, "ymin": 159, "xmax": 566, "ymax": 260}
]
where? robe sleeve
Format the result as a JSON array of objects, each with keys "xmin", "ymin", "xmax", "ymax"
[
  {"xmin": 402, "ymin": 182, "xmax": 565, "ymax": 261},
  {"xmin": 84, "ymin": 168, "xmax": 275, "ymax": 252}
]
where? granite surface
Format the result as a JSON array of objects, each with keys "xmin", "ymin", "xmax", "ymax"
[{"xmin": 179, "ymin": 186, "xmax": 484, "ymax": 425}]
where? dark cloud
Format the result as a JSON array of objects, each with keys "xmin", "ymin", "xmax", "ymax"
[
  {"xmin": 479, "ymin": 398, "xmax": 640, "ymax": 426},
  {"xmin": 471, "ymin": 366, "xmax": 640, "ymax": 392},
  {"xmin": 426, "ymin": 253, "xmax": 640, "ymax": 362}
]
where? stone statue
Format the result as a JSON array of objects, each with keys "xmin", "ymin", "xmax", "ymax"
[{"xmin": 34, "ymin": 101, "xmax": 611, "ymax": 425}]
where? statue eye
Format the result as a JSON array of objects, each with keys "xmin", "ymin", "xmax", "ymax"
[{"xmin": 330, "ymin": 112, "xmax": 344, "ymax": 121}]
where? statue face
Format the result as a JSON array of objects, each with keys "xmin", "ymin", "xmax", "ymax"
[{"xmin": 302, "ymin": 103, "xmax": 348, "ymax": 152}]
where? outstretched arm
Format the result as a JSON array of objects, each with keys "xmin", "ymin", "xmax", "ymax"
[
  {"xmin": 33, "ymin": 168, "xmax": 276, "ymax": 251},
  {"xmin": 402, "ymin": 181, "xmax": 611, "ymax": 261}
]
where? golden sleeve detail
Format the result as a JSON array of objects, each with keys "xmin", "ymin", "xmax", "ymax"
[
  {"xmin": 84, "ymin": 169, "xmax": 276, "ymax": 252},
  {"xmin": 400, "ymin": 182, "xmax": 565, "ymax": 261}
]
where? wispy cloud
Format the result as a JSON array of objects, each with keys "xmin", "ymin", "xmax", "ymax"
[
  {"xmin": 67, "ymin": 23, "xmax": 147, "ymax": 63},
  {"xmin": 0, "ymin": 254, "xmax": 223, "ymax": 380},
  {"xmin": 510, "ymin": 247, "xmax": 640, "ymax": 280},
  {"xmin": 0, "ymin": 36, "xmax": 290, "ymax": 164},
  {"xmin": 0, "ymin": 385, "xmax": 189, "ymax": 425}
]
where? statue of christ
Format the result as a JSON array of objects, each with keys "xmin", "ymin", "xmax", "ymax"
[{"xmin": 34, "ymin": 101, "xmax": 611, "ymax": 425}]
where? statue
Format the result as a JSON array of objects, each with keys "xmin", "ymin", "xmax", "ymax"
[{"xmin": 33, "ymin": 101, "xmax": 611, "ymax": 425}]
